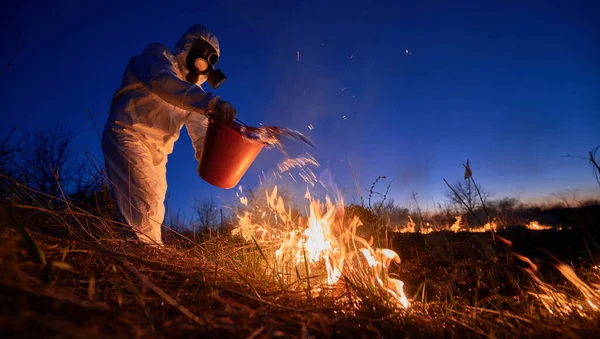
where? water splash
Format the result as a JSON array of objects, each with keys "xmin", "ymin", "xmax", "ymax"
[
  {"xmin": 242, "ymin": 125, "xmax": 320, "ymax": 186},
  {"xmin": 243, "ymin": 125, "xmax": 316, "ymax": 150}
]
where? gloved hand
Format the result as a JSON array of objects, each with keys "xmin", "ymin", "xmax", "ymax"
[{"xmin": 213, "ymin": 99, "xmax": 237, "ymax": 123}]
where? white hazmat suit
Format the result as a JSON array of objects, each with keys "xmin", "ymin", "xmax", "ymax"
[{"xmin": 102, "ymin": 25, "xmax": 227, "ymax": 245}]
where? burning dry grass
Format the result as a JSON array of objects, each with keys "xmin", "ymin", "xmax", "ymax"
[
  {"xmin": 392, "ymin": 215, "xmax": 500, "ymax": 234},
  {"xmin": 2, "ymin": 184, "xmax": 600, "ymax": 338},
  {"xmin": 233, "ymin": 186, "xmax": 409, "ymax": 309},
  {"xmin": 391, "ymin": 216, "xmax": 565, "ymax": 234},
  {"xmin": 0, "ymin": 202, "xmax": 418, "ymax": 338}
]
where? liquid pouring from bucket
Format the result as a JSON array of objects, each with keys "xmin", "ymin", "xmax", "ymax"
[{"xmin": 199, "ymin": 109, "xmax": 317, "ymax": 189}]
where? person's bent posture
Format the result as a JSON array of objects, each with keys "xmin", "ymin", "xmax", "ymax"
[{"xmin": 102, "ymin": 25, "xmax": 236, "ymax": 245}]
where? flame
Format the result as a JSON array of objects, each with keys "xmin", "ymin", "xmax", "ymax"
[
  {"xmin": 525, "ymin": 221, "xmax": 557, "ymax": 231},
  {"xmin": 392, "ymin": 217, "xmax": 567, "ymax": 234},
  {"xmin": 469, "ymin": 220, "xmax": 498, "ymax": 233},
  {"xmin": 515, "ymin": 252, "xmax": 600, "ymax": 316},
  {"xmin": 449, "ymin": 215, "xmax": 463, "ymax": 232},
  {"xmin": 233, "ymin": 186, "xmax": 410, "ymax": 308},
  {"xmin": 400, "ymin": 216, "xmax": 417, "ymax": 233},
  {"xmin": 555, "ymin": 263, "xmax": 600, "ymax": 311},
  {"xmin": 394, "ymin": 215, "xmax": 497, "ymax": 234}
]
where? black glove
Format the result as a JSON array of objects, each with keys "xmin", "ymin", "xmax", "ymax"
[{"xmin": 214, "ymin": 100, "xmax": 237, "ymax": 123}]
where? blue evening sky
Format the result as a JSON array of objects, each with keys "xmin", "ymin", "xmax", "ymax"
[{"xmin": 1, "ymin": 0, "xmax": 598, "ymax": 220}]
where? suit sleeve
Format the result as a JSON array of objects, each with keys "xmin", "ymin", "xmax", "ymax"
[
  {"xmin": 128, "ymin": 43, "xmax": 219, "ymax": 113},
  {"xmin": 185, "ymin": 112, "xmax": 209, "ymax": 164}
]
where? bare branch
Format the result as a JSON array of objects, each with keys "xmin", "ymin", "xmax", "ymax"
[
  {"xmin": 367, "ymin": 176, "xmax": 386, "ymax": 209},
  {"xmin": 0, "ymin": 35, "xmax": 25, "ymax": 75},
  {"xmin": 443, "ymin": 178, "xmax": 485, "ymax": 226},
  {"xmin": 589, "ymin": 150, "xmax": 600, "ymax": 176}
]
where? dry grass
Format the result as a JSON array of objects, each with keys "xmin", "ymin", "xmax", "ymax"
[
  {"xmin": 1, "ymin": 180, "xmax": 600, "ymax": 338},
  {"xmin": 0, "ymin": 195, "xmax": 417, "ymax": 338}
]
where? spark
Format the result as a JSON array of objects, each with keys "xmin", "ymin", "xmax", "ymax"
[
  {"xmin": 297, "ymin": 51, "xmax": 300, "ymax": 61},
  {"xmin": 308, "ymin": 124, "xmax": 314, "ymax": 130}
]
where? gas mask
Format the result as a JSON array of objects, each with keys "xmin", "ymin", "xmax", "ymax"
[{"xmin": 185, "ymin": 39, "xmax": 226, "ymax": 89}]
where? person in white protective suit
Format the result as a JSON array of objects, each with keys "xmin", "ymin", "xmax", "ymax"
[{"xmin": 101, "ymin": 25, "xmax": 236, "ymax": 245}]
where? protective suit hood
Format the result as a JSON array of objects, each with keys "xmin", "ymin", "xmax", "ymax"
[{"xmin": 173, "ymin": 25, "xmax": 220, "ymax": 82}]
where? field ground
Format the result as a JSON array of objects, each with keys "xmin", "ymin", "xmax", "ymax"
[{"xmin": 2, "ymin": 198, "xmax": 600, "ymax": 338}]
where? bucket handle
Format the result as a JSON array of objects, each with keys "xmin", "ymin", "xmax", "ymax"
[
  {"xmin": 205, "ymin": 109, "xmax": 248, "ymax": 127},
  {"xmin": 205, "ymin": 109, "xmax": 269, "ymax": 144}
]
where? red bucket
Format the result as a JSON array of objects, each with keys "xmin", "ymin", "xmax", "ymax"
[{"xmin": 199, "ymin": 119, "xmax": 265, "ymax": 189}]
